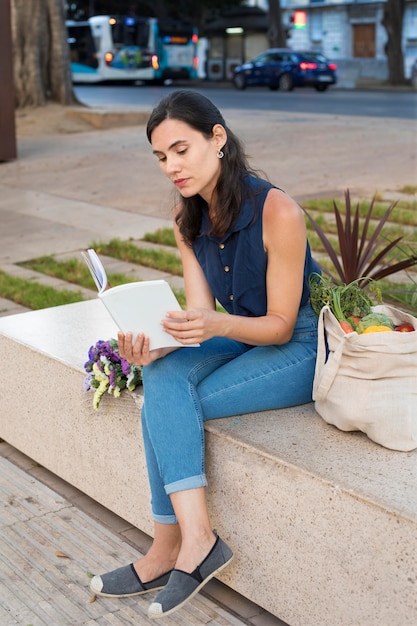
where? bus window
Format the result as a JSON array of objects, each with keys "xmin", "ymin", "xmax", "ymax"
[
  {"xmin": 105, "ymin": 16, "xmax": 152, "ymax": 70},
  {"xmin": 111, "ymin": 17, "xmax": 150, "ymax": 48},
  {"xmin": 67, "ymin": 24, "xmax": 98, "ymax": 69},
  {"xmin": 158, "ymin": 19, "xmax": 195, "ymax": 43}
]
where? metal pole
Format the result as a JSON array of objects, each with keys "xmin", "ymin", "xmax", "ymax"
[{"xmin": 0, "ymin": 0, "xmax": 17, "ymax": 161}]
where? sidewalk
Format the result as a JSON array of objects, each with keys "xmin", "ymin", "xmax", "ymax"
[
  {"xmin": 0, "ymin": 102, "xmax": 416, "ymax": 625},
  {"xmin": 0, "ymin": 441, "xmax": 284, "ymax": 626}
]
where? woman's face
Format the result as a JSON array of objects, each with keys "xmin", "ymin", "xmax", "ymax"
[{"xmin": 150, "ymin": 118, "xmax": 225, "ymax": 204}]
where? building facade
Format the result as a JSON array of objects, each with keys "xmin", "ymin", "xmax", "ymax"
[{"xmin": 203, "ymin": 0, "xmax": 417, "ymax": 85}]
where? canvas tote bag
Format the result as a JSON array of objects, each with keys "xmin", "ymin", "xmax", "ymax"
[{"xmin": 313, "ymin": 304, "xmax": 417, "ymax": 451}]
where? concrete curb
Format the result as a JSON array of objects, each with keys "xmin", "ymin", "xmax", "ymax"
[{"xmin": 67, "ymin": 107, "xmax": 150, "ymax": 129}]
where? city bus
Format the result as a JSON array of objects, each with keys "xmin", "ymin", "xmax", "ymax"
[{"xmin": 66, "ymin": 15, "xmax": 198, "ymax": 83}]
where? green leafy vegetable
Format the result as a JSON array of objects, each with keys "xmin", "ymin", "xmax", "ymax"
[{"xmin": 309, "ymin": 273, "xmax": 382, "ymax": 321}]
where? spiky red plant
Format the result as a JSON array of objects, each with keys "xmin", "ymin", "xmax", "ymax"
[{"xmin": 303, "ymin": 190, "xmax": 417, "ymax": 287}]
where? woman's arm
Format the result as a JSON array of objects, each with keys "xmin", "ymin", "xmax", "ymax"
[
  {"xmin": 163, "ymin": 189, "xmax": 307, "ymax": 347},
  {"xmin": 223, "ymin": 188, "xmax": 306, "ymax": 345}
]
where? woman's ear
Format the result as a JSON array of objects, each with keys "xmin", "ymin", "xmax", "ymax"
[{"xmin": 212, "ymin": 124, "xmax": 227, "ymax": 151}]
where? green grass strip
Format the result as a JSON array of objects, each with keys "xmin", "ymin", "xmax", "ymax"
[
  {"xmin": 398, "ymin": 185, "xmax": 417, "ymax": 195},
  {"xmin": 377, "ymin": 279, "xmax": 417, "ymax": 313},
  {"xmin": 302, "ymin": 198, "xmax": 417, "ymax": 226},
  {"xmin": 20, "ymin": 256, "xmax": 139, "ymax": 290},
  {"xmin": 92, "ymin": 238, "xmax": 183, "ymax": 276},
  {"xmin": 0, "ymin": 270, "xmax": 84, "ymax": 310},
  {"xmin": 305, "ymin": 213, "xmax": 417, "ymax": 244},
  {"xmin": 143, "ymin": 228, "xmax": 177, "ymax": 247}
]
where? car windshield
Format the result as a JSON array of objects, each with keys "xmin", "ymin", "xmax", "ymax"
[
  {"xmin": 252, "ymin": 53, "xmax": 269, "ymax": 63},
  {"xmin": 252, "ymin": 51, "xmax": 289, "ymax": 63},
  {"xmin": 298, "ymin": 52, "xmax": 328, "ymax": 63}
]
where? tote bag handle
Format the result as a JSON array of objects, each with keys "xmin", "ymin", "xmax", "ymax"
[{"xmin": 313, "ymin": 306, "xmax": 346, "ymax": 402}]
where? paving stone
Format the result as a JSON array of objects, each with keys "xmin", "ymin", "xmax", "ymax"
[{"xmin": 0, "ymin": 454, "xmax": 254, "ymax": 625}]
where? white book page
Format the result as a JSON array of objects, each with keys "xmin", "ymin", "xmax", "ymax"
[
  {"xmin": 99, "ymin": 279, "xmax": 199, "ymax": 351},
  {"xmin": 81, "ymin": 249, "xmax": 108, "ymax": 294}
]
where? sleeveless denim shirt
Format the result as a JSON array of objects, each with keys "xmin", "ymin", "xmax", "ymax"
[{"xmin": 192, "ymin": 175, "xmax": 320, "ymax": 317}]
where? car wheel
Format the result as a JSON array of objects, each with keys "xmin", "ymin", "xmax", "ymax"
[
  {"xmin": 278, "ymin": 73, "xmax": 294, "ymax": 91},
  {"xmin": 315, "ymin": 84, "xmax": 329, "ymax": 92},
  {"xmin": 233, "ymin": 74, "xmax": 246, "ymax": 90}
]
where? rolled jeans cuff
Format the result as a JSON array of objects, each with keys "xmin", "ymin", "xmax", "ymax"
[
  {"xmin": 165, "ymin": 474, "xmax": 208, "ymax": 496},
  {"xmin": 152, "ymin": 512, "xmax": 178, "ymax": 525}
]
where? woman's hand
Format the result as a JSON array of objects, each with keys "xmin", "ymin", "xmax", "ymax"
[
  {"xmin": 117, "ymin": 331, "xmax": 175, "ymax": 366},
  {"xmin": 162, "ymin": 308, "xmax": 221, "ymax": 345},
  {"xmin": 117, "ymin": 308, "xmax": 219, "ymax": 366}
]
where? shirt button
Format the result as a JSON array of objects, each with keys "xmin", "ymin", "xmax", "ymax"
[
  {"xmin": 219, "ymin": 243, "xmax": 225, "ymax": 249},
  {"xmin": 224, "ymin": 265, "xmax": 230, "ymax": 272},
  {"xmin": 229, "ymin": 294, "xmax": 234, "ymax": 301}
]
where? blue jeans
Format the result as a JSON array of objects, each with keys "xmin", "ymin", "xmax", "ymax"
[{"xmin": 141, "ymin": 303, "xmax": 318, "ymax": 523}]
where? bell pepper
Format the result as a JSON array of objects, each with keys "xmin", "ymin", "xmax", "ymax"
[
  {"xmin": 394, "ymin": 324, "xmax": 415, "ymax": 332},
  {"xmin": 361, "ymin": 325, "xmax": 393, "ymax": 334}
]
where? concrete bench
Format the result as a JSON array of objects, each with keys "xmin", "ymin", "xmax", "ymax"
[{"xmin": 0, "ymin": 300, "xmax": 416, "ymax": 626}]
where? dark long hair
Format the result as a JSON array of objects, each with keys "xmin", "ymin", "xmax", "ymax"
[{"xmin": 146, "ymin": 90, "xmax": 257, "ymax": 244}]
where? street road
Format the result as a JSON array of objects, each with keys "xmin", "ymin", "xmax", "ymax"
[{"xmin": 74, "ymin": 82, "xmax": 417, "ymax": 120}]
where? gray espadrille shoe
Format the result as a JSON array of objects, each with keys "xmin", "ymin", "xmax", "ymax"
[
  {"xmin": 148, "ymin": 532, "xmax": 233, "ymax": 619},
  {"xmin": 90, "ymin": 563, "xmax": 171, "ymax": 598}
]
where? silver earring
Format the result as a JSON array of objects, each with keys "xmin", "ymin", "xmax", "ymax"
[{"xmin": 217, "ymin": 150, "xmax": 224, "ymax": 159}]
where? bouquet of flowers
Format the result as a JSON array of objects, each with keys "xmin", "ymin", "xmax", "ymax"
[{"xmin": 84, "ymin": 338, "xmax": 142, "ymax": 410}]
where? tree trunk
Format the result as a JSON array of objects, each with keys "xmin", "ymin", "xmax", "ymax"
[
  {"xmin": 11, "ymin": 0, "xmax": 77, "ymax": 107},
  {"xmin": 382, "ymin": 0, "xmax": 406, "ymax": 85},
  {"xmin": 267, "ymin": 0, "xmax": 286, "ymax": 48}
]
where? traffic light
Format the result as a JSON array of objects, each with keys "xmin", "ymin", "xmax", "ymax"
[{"xmin": 291, "ymin": 11, "xmax": 307, "ymax": 30}]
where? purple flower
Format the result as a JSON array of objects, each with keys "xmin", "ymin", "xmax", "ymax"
[
  {"xmin": 121, "ymin": 358, "xmax": 131, "ymax": 376},
  {"xmin": 84, "ymin": 338, "xmax": 143, "ymax": 409}
]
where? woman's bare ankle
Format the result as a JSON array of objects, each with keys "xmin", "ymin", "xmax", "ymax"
[
  {"xmin": 133, "ymin": 539, "xmax": 181, "ymax": 583},
  {"xmin": 174, "ymin": 528, "xmax": 216, "ymax": 574},
  {"xmin": 132, "ymin": 521, "xmax": 181, "ymax": 582}
]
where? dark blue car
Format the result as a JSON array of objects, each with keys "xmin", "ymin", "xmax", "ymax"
[{"xmin": 232, "ymin": 48, "xmax": 337, "ymax": 92}]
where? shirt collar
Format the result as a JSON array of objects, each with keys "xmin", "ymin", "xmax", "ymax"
[{"xmin": 199, "ymin": 194, "xmax": 255, "ymax": 243}]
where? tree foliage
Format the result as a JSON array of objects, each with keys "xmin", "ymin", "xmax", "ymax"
[{"xmin": 12, "ymin": 0, "xmax": 76, "ymax": 107}]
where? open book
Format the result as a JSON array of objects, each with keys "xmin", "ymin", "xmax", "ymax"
[{"xmin": 81, "ymin": 249, "xmax": 199, "ymax": 350}]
